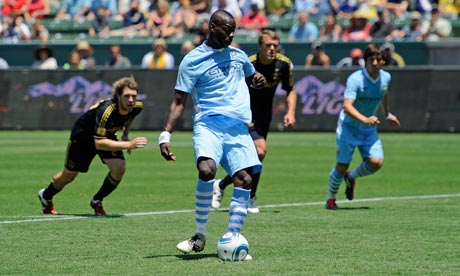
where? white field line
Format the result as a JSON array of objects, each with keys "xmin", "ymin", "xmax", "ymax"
[{"xmin": 1, "ymin": 193, "xmax": 460, "ymax": 225}]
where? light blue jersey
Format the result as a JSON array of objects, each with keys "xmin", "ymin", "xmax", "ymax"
[
  {"xmin": 336, "ymin": 68, "xmax": 391, "ymax": 163},
  {"xmin": 338, "ymin": 68, "xmax": 391, "ymax": 131},
  {"xmin": 175, "ymin": 43, "xmax": 256, "ymax": 123}
]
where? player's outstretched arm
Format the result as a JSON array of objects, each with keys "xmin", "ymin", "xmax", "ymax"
[
  {"xmin": 94, "ymin": 137, "xmax": 148, "ymax": 151},
  {"xmin": 158, "ymin": 90, "xmax": 188, "ymax": 161}
]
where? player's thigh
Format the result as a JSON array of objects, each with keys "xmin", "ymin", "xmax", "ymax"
[
  {"xmin": 99, "ymin": 150, "xmax": 126, "ymax": 177},
  {"xmin": 336, "ymin": 126, "xmax": 358, "ymax": 164},
  {"xmin": 65, "ymin": 139, "xmax": 97, "ymax": 172},
  {"xmin": 193, "ymin": 120, "xmax": 223, "ymax": 165},
  {"xmin": 221, "ymin": 121, "xmax": 261, "ymax": 177},
  {"xmin": 358, "ymin": 131, "xmax": 384, "ymax": 160}
]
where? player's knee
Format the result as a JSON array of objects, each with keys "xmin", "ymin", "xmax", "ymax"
[
  {"xmin": 110, "ymin": 164, "xmax": 126, "ymax": 179},
  {"xmin": 197, "ymin": 158, "xmax": 217, "ymax": 181},
  {"xmin": 233, "ymin": 171, "xmax": 252, "ymax": 190},
  {"xmin": 368, "ymin": 158, "xmax": 384, "ymax": 171}
]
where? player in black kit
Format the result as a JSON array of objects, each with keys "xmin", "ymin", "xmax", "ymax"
[
  {"xmin": 212, "ymin": 30, "xmax": 298, "ymax": 213},
  {"xmin": 38, "ymin": 76, "xmax": 148, "ymax": 216}
]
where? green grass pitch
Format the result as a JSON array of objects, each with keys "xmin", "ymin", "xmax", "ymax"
[{"xmin": 0, "ymin": 131, "xmax": 459, "ymax": 275}]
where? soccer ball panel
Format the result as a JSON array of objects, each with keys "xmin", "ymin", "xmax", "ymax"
[{"xmin": 217, "ymin": 232, "xmax": 249, "ymax": 262}]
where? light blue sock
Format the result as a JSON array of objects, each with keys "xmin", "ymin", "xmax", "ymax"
[
  {"xmin": 349, "ymin": 162, "xmax": 376, "ymax": 181},
  {"xmin": 328, "ymin": 168, "xmax": 344, "ymax": 199},
  {"xmin": 227, "ymin": 187, "xmax": 250, "ymax": 233},
  {"xmin": 195, "ymin": 179, "xmax": 214, "ymax": 236}
]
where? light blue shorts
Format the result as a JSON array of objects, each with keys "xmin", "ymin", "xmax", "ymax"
[
  {"xmin": 336, "ymin": 123, "xmax": 384, "ymax": 164},
  {"xmin": 193, "ymin": 115, "xmax": 262, "ymax": 177}
]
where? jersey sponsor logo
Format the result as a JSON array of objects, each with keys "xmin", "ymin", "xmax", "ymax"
[{"xmin": 209, "ymin": 62, "xmax": 242, "ymax": 76}]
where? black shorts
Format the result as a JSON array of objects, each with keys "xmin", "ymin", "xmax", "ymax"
[
  {"xmin": 64, "ymin": 139, "xmax": 124, "ymax": 173},
  {"xmin": 249, "ymin": 121, "xmax": 270, "ymax": 141}
]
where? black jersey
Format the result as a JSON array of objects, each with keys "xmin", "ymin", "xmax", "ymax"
[
  {"xmin": 248, "ymin": 53, "xmax": 294, "ymax": 124},
  {"xmin": 70, "ymin": 98, "xmax": 143, "ymax": 141}
]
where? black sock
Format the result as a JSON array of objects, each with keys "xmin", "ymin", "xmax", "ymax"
[
  {"xmin": 219, "ymin": 175, "xmax": 233, "ymax": 190},
  {"xmin": 250, "ymin": 172, "xmax": 261, "ymax": 199},
  {"xmin": 43, "ymin": 182, "xmax": 61, "ymax": 200},
  {"xmin": 93, "ymin": 173, "xmax": 121, "ymax": 201}
]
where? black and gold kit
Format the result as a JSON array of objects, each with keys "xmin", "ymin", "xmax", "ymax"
[
  {"xmin": 65, "ymin": 98, "xmax": 143, "ymax": 172},
  {"xmin": 248, "ymin": 52, "xmax": 295, "ymax": 139}
]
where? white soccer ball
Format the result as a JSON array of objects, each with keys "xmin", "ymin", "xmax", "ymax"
[{"xmin": 217, "ymin": 232, "xmax": 249, "ymax": 262}]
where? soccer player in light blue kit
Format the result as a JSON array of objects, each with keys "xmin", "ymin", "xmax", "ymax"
[
  {"xmin": 158, "ymin": 10, "xmax": 266, "ymax": 259},
  {"xmin": 326, "ymin": 44, "xmax": 401, "ymax": 210}
]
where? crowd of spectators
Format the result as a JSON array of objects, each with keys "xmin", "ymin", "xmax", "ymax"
[
  {"xmin": 0, "ymin": 0, "xmax": 458, "ymax": 43},
  {"xmin": 0, "ymin": 0, "xmax": 459, "ymax": 68}
]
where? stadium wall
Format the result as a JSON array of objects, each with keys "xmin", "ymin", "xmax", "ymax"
[
  {"xmin": 0, "ymin": 41, "xmax": 447, "ymax": 67},
  {"xmin": 0, "ymin": 67, "xmax": 458, "ymax": 132}
]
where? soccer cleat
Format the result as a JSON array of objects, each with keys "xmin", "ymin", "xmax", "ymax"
[
  {"xmin": 325, "ymin": 198, "xmax": 338, "ymax": 210},
  {"xmin": 344, "ymin": 171, "xmax": 356, "ymax": 201},
  {"xmin": 247, "ymin": 197, "xmax": 259, "ymax": 214},
  {"xmin": 176, "ymin": 233, "xmax": 206, "ymax": 254},
  {"xmin": 211, "ymin": 179, "xmax": 224, "ymax": 209},
  {"xmin": 38, "ymin": 188, "xmax": 57, "ymax": 215},
  {"xmin": 90, "ymin": 200, "xmax": 106, "ymax": 216}
]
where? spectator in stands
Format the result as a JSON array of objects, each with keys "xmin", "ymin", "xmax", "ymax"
[
  {"xmin": 74, "ymin": 41, "xmax": 97, "ymax": 68},
  {"xmin": 141, "ymin": 38, "xmax": 175, "ymax": 69},
  {"xmin": 336, "ymin": 47, "xmax": 365, "ymax": 67},
  {"xmin": 294, "ymin": 0, "xmax": 317, "ymax": 16},
  {"xmin": 288, "ymin": 12, "xmax": 319, "ymax": 42},
  {"xmin": 314, "ymin": 0, "xmax": 341, "ymax": 17},
  {"xmin": 194, "ymin": 18, "xmax": 209, "ymax": 45},
  {"xmin": 239, "ymin": 3, "xmax": 269, "ymax": 32},
  {"xmin": 420, "ymin": 6, "xmax": 452, "ymax": 41},
  {"xmin": 1, "ymin": 0, "xmax": 27, "ymax": 17},
  {"xmin": 170, "ymin": 0, "xmax": 198, "ymax": 35},
  {"xmin": 20, "ymin": 0, "xmax": 52, "ymax": 21},
  {"xmin": 63, "ymin": 50, "xmax": 85, "ymax": 70},
  {"xmin": 89, "ymin": 5, "xmax": 111, "ymax": 37},
  {"xmin": 414, "ymin": 0, "xmax": 435, "ymax": 17},
  {"xmin": 391, "ymin": 11, "xmax": 423, "ymax": 41},
  {"xmin": 190, "ymin": 0, "xmax": 211, "ymax": 21},
  {"xmin": 240, "ymin": 0, "xmax": 265, "ymax": 15},
  {"xmin": 438, "ymin": 0, "xmax": 460, "ymax": 19},
  {"xmin": 211, "ymin": 0, "xmax": 242, "ymax": 26},
  {"xmin": 1, "ymin": 14, "xmax": 31, "ymax": 43},
  {"xmin": 32, "ymin": 44, "xmax": 58, "ymax": 69},
  {"xmin": 305, "ymin": 41, "xmax": 331, "ymax": 67},
  {"xmin": 30, "ymin": 19, "xmax": 50, "ymax": 42},
  {"xmin": 265, "ymin": 0, "xmax": 293, "ymax": 16},
  {"xmin": 385, "ymin": 0, "xmax": 409, "ymax": 18},
  {"xmin": 319, "ymin": 11, "xmax": 342, "ymax": 42},
  {"xmin": 55, "ymin": 0, "xmax": 91, "ymax": 21},
  {"xmin": 90, "ymin": 0, "xmax": 118, "ymax": 19},
  {"xmin": 0, "ymin": 57, "xmax": 9, "ymax": 69},
  {"xmin": 179, "ymin": 40, "xmax": 195, "ymax": 61},
  {"xmin": 146, "ymin": 0, "xmax": 174, "ymax": 38},
  {"xmin": 381, "ymin": 42, "xmax": 405, "ymax": 67},
  {"xmin": 342, "ymin": 10, "xmax": 372, "ymax": 41},
  {"xmin": 337, "ymin": 0, "xmax": 360, "ymax": 19},
  {"xmin": 111, "ymin": 0, "xmax": 147, "ymax": 36},
  {"xmin": 370, "ymin": 7, "xmax": 396, "ymax": 41},
  {"xmin": 105, "ymin": 44, "xmax": 132, "ymax": 68}
]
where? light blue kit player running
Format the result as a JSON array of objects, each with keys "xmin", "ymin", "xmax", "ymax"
[
  {"xmin": 158, "ymin": 10, "xmax": 266, "ymax": 259},
  {"xmin": 326, "ymin": 44, "xmax": 401, "ymax": 210}
]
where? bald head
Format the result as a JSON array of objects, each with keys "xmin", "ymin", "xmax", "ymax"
[{"xmin": 207, "ymin": 9, "xmax": 236, "ymax": 49}]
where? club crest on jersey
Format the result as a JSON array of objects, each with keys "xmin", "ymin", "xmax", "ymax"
[
  {"xmin": 96, "ymin": 127, "xmax": 107, "ymax": 136},
  {"xmin": 230, "ymin": 51, "xmax": 237, "ymax": 58}
]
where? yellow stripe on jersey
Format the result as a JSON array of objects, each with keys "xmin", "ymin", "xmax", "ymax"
[{"xmin": 100, "ymin": 103, "xmax": 117, "ymax": 128}]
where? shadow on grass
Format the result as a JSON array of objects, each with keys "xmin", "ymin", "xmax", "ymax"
[
  {"xmin": 144, "ymin": 253, "xmax": 218, "ymax": 260},
  {"xmin": 336, "ymin": 206, "xmax": 370, "ymax": 210},
  {"xmin": 56, "ymin": 213, "xmax": 124, "ymax": 218}
]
